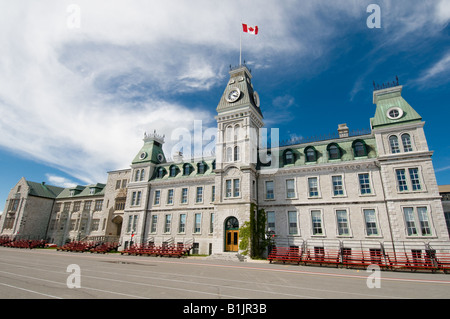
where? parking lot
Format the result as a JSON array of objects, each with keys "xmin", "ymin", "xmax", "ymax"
[{"xmin": 0, "ymin": 247, "xmax": 449, "ymax": 300}]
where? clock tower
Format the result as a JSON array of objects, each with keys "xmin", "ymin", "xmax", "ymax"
[{"xmin": 212, "ymin": 64, "xmax": 264, "ymax": 254}]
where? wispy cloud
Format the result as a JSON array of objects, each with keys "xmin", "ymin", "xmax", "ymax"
[{"xmin": 45, "ymin": 174, "xmax": 77, "ymax": 188}]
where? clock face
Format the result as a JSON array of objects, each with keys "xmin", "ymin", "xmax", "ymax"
[
  {"xmin": 253, "ymin": 91, "xmax": 260, "ymax": 107},
  {"xmin": 226, "ymin": 88, "xmax": 241, "ymax": 103}
]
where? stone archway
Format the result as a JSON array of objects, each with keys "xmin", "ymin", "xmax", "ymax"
[{"xmin": 111, "ymin": 215, "xmax": 123, "ymax": 237}]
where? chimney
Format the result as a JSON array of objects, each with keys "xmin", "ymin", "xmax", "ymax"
[{"xmin": 338, "ymin": 123, "xmax": 349, "ymax": 138}]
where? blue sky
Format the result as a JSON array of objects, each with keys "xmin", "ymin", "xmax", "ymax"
[{"xmin": 1, "ymin": 0, "xmax": 450, "ymax": 212}]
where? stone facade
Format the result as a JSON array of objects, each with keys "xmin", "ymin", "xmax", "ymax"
[{"xmin": 1, "ymin": 64, "xmax": 449, "ymax": 256}]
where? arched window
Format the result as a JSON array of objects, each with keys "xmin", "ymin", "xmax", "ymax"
[
  {"xmin": 226, "ymin": 147, "xmax": 233, "ymax": 162},
  {"xmin": 134, "ymin": 169, "xmax": 140, "ymax": 182},
  {"xmin": 140, "ymin": 169, "xmax": 145, "ymax": 181},
  {"xmin": 197, "ymin": 162, "xmax": 206, "ymax": 174},
  {"xmin": 183, "ymin": 163, "xmax": 192, "ymax": 176},
  {"xmin": 401, "ymin": 133, "xmax": 413, "ymax": 152},
  {"xmin": 389, "ymin": 135, "xmax": 400, "ymax": 153},
  {"xmin": 157, "ymin": 167, "xmax": 165, "ymax": 178},
  {"xmin": 305, "ymin": 147, "xmax": 317, "ymax": 162},
  {"xmin": 284, "ymin": 149, "xmax": 294, "ymax": 165},
  {"xmin": 234, "ymin": 146, "xmax": 240, "ymax": 161},
  {"xmin": 234, "ymin": 125, "xmax": 241, "ymax": 141},
  {"xmin": 226, "ymin": 126, "xmax": 233, "ymax": 142},
  {"xmin": 169, "ymin": 165, "xmax": 177, "ymax": 177},
  {"xmin": 353, "ymin": 140, "xmax": 367, "ymax": 157},
  {"xmin": 212, "ymin": 160, "xmax": 216, "ymax": 170},
  {"xmin": 327, "ymin": 143, "xmax": 341, "ymax": 160}
]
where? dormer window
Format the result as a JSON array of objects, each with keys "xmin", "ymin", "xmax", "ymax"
[
  {"xmin": 197, "ymin": 162, "xmax": 206, "ymax": 174},
  {"xmin": 183, "ymin": 163, "xmax": 192, "ymax": 176},
  {"xmin": 352, "ymin": 140, "xmax": 367, "ymax": 157},
  {"xmin": 169, "ymin": 165, "xmax": 178, "ymax": 177},
  {"xmin": 401, "ymin": 133, "xmax": 413, "ymax": 152},
  {"xmin": 327, "ymin": 143, "xmax": 341, "ymax": 160},
  {"xmin": 305, "ymin": 147, "xmax": 317, "ymax": 162},
  {"xmin": 284, "ymin": 149, "xmax": 295, "ymax": 165},
  {"xmin": 89, "ymin": 188, "xmax": 95, "ymax": 195},
  {"xmin": 157, "ymin": 167, "xmax": 165, "ymax": 178}
]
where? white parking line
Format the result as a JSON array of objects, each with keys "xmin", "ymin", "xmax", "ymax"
[{"xmin": 0, "ymin": 282, "xmax": 62, "ymax": 299}]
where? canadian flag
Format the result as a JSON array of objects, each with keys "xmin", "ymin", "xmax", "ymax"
[{"xmin": 242, "ymin": 23, "xmax": 258, "ymax": 35}]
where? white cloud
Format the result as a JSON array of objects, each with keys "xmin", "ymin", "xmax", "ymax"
[
  {"xmin": 0, "ymin": 1, "xmax": 448, "ymax": 184},
  {"xmin": 418, "ymin": 52, "xmax": 450, "ymax": 83},
  {"xmin": 45, "ymin": 174, "xmax": 77, "ymax": 188}
]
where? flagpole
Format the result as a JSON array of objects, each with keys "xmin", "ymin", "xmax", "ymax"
[{"xmin": 239, "ymin": 24, "xmax": 242, "ymax": 66}]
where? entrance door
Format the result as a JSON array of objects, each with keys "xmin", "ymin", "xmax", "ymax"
[
  {"xmin": 225, "ymin": 230, "xmax": 239, "ymax": 252},
  {"xmin": 225, "ymin": 217, "xmax": 239, "ymax": 252}
]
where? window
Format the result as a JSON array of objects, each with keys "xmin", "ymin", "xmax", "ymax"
[
  {"xmin": 197, "ymin": 162, "xmax": 206, "ymax": 174},
  {"xmin": 181, "ymin": 188, "xmax": 188, "ymax": 204},
  {"xmin": 288, "ymin": 211, "xmax": 298, "ymax": 235},
  {"xmin": 91, "ymin": 219, "xmax": 100, "ymax": 231},
  {"xmin": 234, "ymin": 146, "xmax": 240, "ymax": 161},
  {"xmin": 131, "ymin": 191, "xmax": 141, "ymax": 206},
  {"xmin": 389, "ymin": 135, "xmax": 400, "ymax": 154},
  {"xmin": 183, "ymin": 164, "xmax": 192, "ymax": 176},
  {"xmin": 226, "ymin": 147, "xmax": 233, "ymax": 162},
  {"xmin": 284, "ymin": 150, "xmax": 294, "ymax": 165},
  {"xmin": 328, "ymin": 144, "xmax": 341, "ymax": 160},
  {"xmin": 196, "ymin": 187, "xmax": 203, "ymax": 203},
  {"xmin": 170, "ymin": 165, "xmax": 177, "ymax": 177},
  {"xmin": 154, "ymin": 190, "xmax": 161, "ymax": 205},
  {"xmin": 353, "ymin": 141, "xmax": 367, "ymax": 157},
  {"xmin": 286, "ymin": 179, "xmax": 296, "ymax": 198},
  {"xmin": 211, "ymin": 185, "xmax": 215, "ymax": 202},
  {"xmin": 336, "ymin": 210, "xmax": 350, "ymax": 236},
  {"xmin": 140, "ymin": 169, "xmax": 145, "ymax": 181},
  {"xmin": 233, "ymin": 179, "xmax": 240, "ymax": 197},
  {"xmin": 403, "ymin": 207, "xmax": 417, "ymax": 236},
  {"xmin": 396, "ymin": 169, "xmax": 408, "ymax": 191},
  {"xmin": 135, "ymin": 169, "xmax": 140, "ymax": 182},
  {"xmin": 73, "ymin": 201, "xmax": 81, "ymax": 212},
  {"xmin": 305, "ymin": 147, "xmax": 316, "ymax": 162},
  {"xmin": 164, "ymin": 214, "xmax": 172, "ymax": 233},
  {"xmin": 358, "ymin": 173, "xmax": 372, "ymax": 195},
  {"xmin": 210, "ymin": 213, "xmax": 214, "ymax": 233},
  {"xmin": 84, "ymin": 201, "xmax": 91, "ymax": 211},
  {"xmin": 409, "ymin": 168, "xmax": 421, "ymax": 191},
  {"xmin": 194, "ymin": 213, "xmax": 201, "ymax": 233},
  {"xmin": 401, "ymin": 133, "xmax": 413, "ymax": 152},
  {"xmin": 332, "ymin": 175, "xmax": 344, "ymax": 196},
  {"xmin": 115, "ymin": 180, "xmax": 121, "ymax": 190},
  {"xmin": 308, "ymin": 177, "xmax": 319, "ymax": 197},
  {"xmin": 226, "ymin": 180, "xmax": 232, "ymax": 198},
  {"xmin": 157, "ymin": 167, "xmax": 165, "ymax": 178},
  {"xmin": 403, "ymin": 207, "xmax": 432, "ymax": 236},
  {"xmin": 94, "ymin": 200, "xmax": 103, "ymax": 211},
  {"xmin": 364, "ymin": 209, "xmax": 379, "ymax": 236},
  {"xmin": 167, "ymin": 189, "xmax": 174, "ymax": 204},
  {"xmin": 311, "ymin": 210, "xmax": 323, "ymax": 235},
  {"xmin": 179, "ymin": 214, "xmax": 186, "ymax": 233},
  {"xmin": 267, "ymin": 211, "xmax": 275, "ymax": 232},
  {"xmin": 150, "ymin": 215, "xmax": 158, "ymax": 233},
  {"xmin": 266, "ymin": 181, "xmax": 274, "ymax": 199},
  {"xmin": 127, "ymin": 215, "xmax": 138, "ymax": 233}
]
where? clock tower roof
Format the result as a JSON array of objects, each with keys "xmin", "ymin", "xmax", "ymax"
[{"xmin": 216, "ymin": 64, "xmax": 263, "ymax": 118}]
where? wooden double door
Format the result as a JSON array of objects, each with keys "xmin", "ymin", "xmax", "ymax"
[
  {"xmin": 225, "ymin": 230, "xmax": 239, "ymax": 252},
  {"xmin": 225, "ymin": 217, "xmax": 239, "ymax": 252}
]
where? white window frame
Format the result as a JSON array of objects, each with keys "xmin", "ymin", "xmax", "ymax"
[
  {"xmin": 402, "ymin": 205, "xmax": 433, "ymax": 237},
  {"xmin": 265, "ymin": 180, "xmax": 275, "ymax": 200},
  {"xmin": 310, "ymin": 209, "xmax": 325, "ymax": 236},
  {"xmin": 307, "ymin": 176, "xmax": 321, "ymax": 198},
  {"xmin": 335, "ymin": 209, "xmax": 351, "ymax": 237},
  {"xmin": 287, "ymin": 211, "xmax": 299, "ymax": 235},
  {"xmin": 362, "ymin": 208, "xmax": 382, "ymax": 237},
  {"xmin": 331, "ymin": 175, "xmax": 346, "ymax": 197},
  {"xmin": 285, "ymin": 178, "xmax": 297, "ymax": 199}
]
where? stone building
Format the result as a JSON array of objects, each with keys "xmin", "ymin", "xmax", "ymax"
[{"xmin": 1, "ymin": 64, "xmax": 448, "ymax": 257}]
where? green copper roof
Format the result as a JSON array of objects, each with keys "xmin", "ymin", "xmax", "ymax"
[
  {"xmin": 132, "ymin": 132, "xmax": 166, "ymax": 165},
  {"xmin": 57, "ymin": 183, "xmax": 106, "ymax": 199},
  {"xmin": 371, "ymin": 86, "xmax": 422, "ymax": 128},
  {"xmin": 216, "ymin": 65, "xmax": 263, "ymax": 117},
  {"xmin": 26, "ymin": 181, "xmax": 64, "ymax": 199}
]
